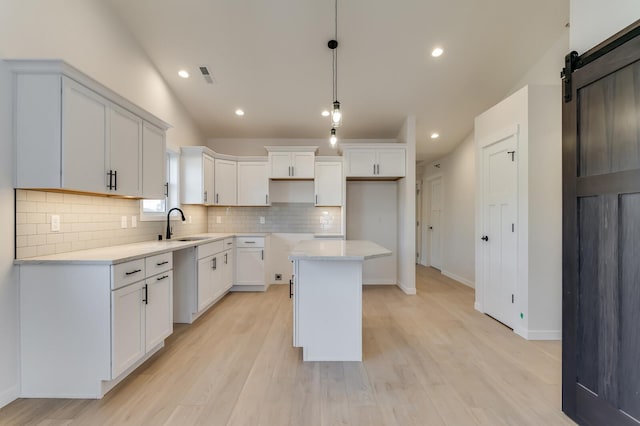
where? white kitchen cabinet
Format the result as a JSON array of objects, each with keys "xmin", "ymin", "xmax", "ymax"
[
  {"xmin": 214, "ymin": 158, "xmax": 237, "ymax": 205},
  {"xmin": 18, "ymin": 250, "xmax": 174, "ymax": 398},
  {"xmin": 237, "ymin": 161, "xmax": 270, "ymax": 205},
  {"xmin": 314, "ymin": 160, "xmax": 343, "ymax": 206},
  {"xmin": 142, "ymin": 123, "xmax": 167, "ymax": 199},
  {"xmin": 112, "ymin": 281, "xmax": 145, "ymax": 378},
  {"xmin": 197, "ymin": 254, "xmax": 219, "ymax": 311},
  {"xmin": 234, "ymin": 237, "xmax": 266, "ymax": 290},
  {"xmin": 221, "ymin": 249, "xmax": 234, "ymax": 292},
  {"xmin": 342, "ymin": 144, "xmax": 406, "ymax": 178},
  {"xmin": 180, "ymin": 147, "xmax": 216, "ymax": 205},
  {"xmin": 9, "ymin": 60, "xmax": 169, "ymax": 196},
  {"xmin": 266, "ymin": 146, "xmax": 317, "ymax": 179},
  {"xmin": 108, "ymin": 105, "xmax": 142, "ymax": 196}
]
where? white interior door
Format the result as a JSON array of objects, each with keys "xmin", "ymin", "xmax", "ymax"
[
  {"xmin": 481, "ymin": 136, "xmax": 517, "ymax": 328},
  {"xmin": 415, "ymin": 181, "xmax": 422, "ymax": 264},
  {"xmin": 429, "ymin": 177, "xmax": 443, "ymax": 270}
]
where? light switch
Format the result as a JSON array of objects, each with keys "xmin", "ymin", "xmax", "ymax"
[
  {"xmin": 51, "ymin": 215, "xmax": 60, "ymax": 232},
  {"xmin": 188, "ymin": 215, "xmax": 192, "ymax": 224},
  {"xmin": 131, "ymin": 215, "xmax": 137, "ymax": 228},
  {"xmin": 216, "ymin": 216, "xmax": 222, "ymax": 224},
  {"xmin": 259, "ymin": 216, "xmax": 265, "ymax": 224},
  {"xmin": 121, "ymin": 216, "xmax": 127, "ymax": 229}
]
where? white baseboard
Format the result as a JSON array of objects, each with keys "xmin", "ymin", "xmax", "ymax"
[
  {"xmin": 363, "ymin": 278, "xmax": 396, "ymax": 285},
  {"xmin": 474, "ymin": 302, "xmax": 482, "ymax": 312},
  {"xmin": 516, "ymin": 328, "xmax": 561, "ymax": 341},
  {"xmin": 397, "ymin": 283, "xmax": 417, "ymax": 295},
  {"xmin": 0, "ymin": 385, "xmax": 19, "ymax": 409},
  {"xmin": 441, "ymin": 270, "xmax": 474, "ymax": 288}
]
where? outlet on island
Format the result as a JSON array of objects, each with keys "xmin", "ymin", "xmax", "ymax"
[{"xmin": 275, "ymin": 274, "xmax": 282, "ymax": 281}]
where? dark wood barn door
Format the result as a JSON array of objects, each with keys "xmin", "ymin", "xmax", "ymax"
[{"xmin": 562, "ymin": 23, "xmax": 640, "ymax": 426}]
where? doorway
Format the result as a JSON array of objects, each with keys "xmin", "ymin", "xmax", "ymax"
[
  {"xmin": 562, "ymin": 24, "xmax": 640, "ymax": 426},
  {"xmin": 415, "ymin": 180, "xmax": 422, "ymax": 264},
  {"xmin": 479, "ymin": 134, "xmax": 517, "ymax": 329},
  {"xmin": 426, "ymin": 176, "xmax": 443, "ymax": 270}
]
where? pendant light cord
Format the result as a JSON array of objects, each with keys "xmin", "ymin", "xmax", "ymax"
[{"xmin": 333, "ymin": 0, "xmax": 338, "ymax": 103}]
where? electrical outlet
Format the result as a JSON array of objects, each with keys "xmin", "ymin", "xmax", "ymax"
[
  {"xmin": 131, "ymin": 215, "xmax": 137, "ymax": 228},
  {"xmin": 121, "ymin": 216, "xmax": 127, "ymax": 229},
  {"xmin": 260, "ymin": 216, "xmax": 265, "ymax": 224},
  {"xmin": 216, "ymin": 216, "xmax": 222, "ymax": 224},
  {"xmin": 188, "ymin": 215, "xmax": 192, "ymax": 224},
  {"xmin": 275, "ymin": 274, "xmax": 282, "ymax": 281},
  {"xmin": 51, "ymin": 215, "xmax": 60, "ymax": 232}
]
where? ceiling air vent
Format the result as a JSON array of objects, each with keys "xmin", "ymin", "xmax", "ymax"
[{"xmin": 199, "ymin": 66, "xmax": 216, "ymax": 84}]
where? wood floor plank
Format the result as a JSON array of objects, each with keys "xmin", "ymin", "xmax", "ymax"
[{"xmin": 0, "ymin": 266, "xmax": 575, "ymax": 426}]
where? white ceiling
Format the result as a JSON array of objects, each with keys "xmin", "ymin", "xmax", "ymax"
[{"xmin": 108, "ymin": 0, "xmax": 568, "ymax": 163}]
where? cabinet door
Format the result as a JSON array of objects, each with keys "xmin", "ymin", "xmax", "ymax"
[
  {"xmin": 292, "ymin": 152, "xmax": 315, "ymax": 178},
  {"xmin": 377, "ymin": 148, "xmax": 406, "ymax": 177},
  {"xmin": 315, "ymin": 162, "xmax": 342, "ymax": 206},
  {"xmin": 197, "ymin": 255, "xmax": 216, "ymax": 311},
  {"xmin": 237, "ymin": 162, "xmax": 269, "ymax": 205},
  {"xmin": 112, "ymin": 281, "xmax": 145, "ymax": 378},
  {"xmin": 214, "ymin": 159, "xmax": 237, "ymax": 205},
  {"xmin": 142, "ymin": 123, "xmax": 166, "ymax": 199},
  {"xmin": 145, "ymin": 272, "xmax": 173, "ymax": 350},
  {"xmin": 345, "ymin": 150, "xmax": 376, "ymax": 177},
  {"xmin": 109, "ymin": 105, "xmax": 142, "ymax": 196},
  {"xmin": 203, "ymin": 155, "xmax": 215, "ymax": 205},
  {"xmin": 236, "ymin": 248, "xmax": 265, "ymax": 285},
  {"xmin": 269, "ymin": 152, "xmax": 292, "ymax": 178},
  {"xmin": 222, "ymin": 250, "xmax": 234, "ymax": 291},
  {"xmin": 62, "ymin": 77, "xmax": 107, "ymax": 193}
]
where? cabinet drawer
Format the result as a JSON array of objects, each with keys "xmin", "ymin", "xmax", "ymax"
[
  {"xmin": 113, "ymin": 258, "xmax": 145, "ymax": 289},
  {"xmin": 197, "ymin": 240, "xmax": 224, "ymax": 259},
  {"xmin": 145, "ymin": 252, "xmax": 173, "ymax": 277},
  {"xmin": 223, "ymin": 238, "xmax": 234, "ymax": 250},
  {"xmin": 236, "ymin": 237, "xmax": 264, "ymax": 248}
]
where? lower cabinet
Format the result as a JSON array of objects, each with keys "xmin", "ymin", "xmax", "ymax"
[
  {"xmin": 233, "ymin": 236, "xmax": 266, "ymax": 291},
  {"xmin": 18, "ymin": 252, "xmax": 173, "ymax": 399}
]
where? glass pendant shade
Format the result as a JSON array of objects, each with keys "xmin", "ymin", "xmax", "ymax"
[
  {"xmin": 330, "ymin": 128, "xmax": 337, "ymax": 147},
  {"xmin": 331, "ymin": 101, "xmax": 342, "ymax": 128}
]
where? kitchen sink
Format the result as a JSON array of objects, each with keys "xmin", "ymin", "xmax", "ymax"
[{"xmin": 175, "ymin": 236, "xmax": 211, "ymax": 242}]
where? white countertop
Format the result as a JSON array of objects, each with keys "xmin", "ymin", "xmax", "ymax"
[
  {"xmin": 288, "ymin": 240, "xmax": 392, "ymax": 261},
  {"xmin": 14, "ymin": 233, "xmax": 269, "ymax": 265}
]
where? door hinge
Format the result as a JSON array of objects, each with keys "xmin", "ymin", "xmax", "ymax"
[
  {"xmin": 507, "ymin": 151, "xmax": 516, "ymax": 162},
  {"xmin": 512, "ymin": 294, "xmax": 514, "ymax": 304}
]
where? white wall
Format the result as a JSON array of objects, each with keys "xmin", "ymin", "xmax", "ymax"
[
  {"xmin": 570, "ymin": 0, "xmax": 639, "ymax": 54},
  {"xmin": 421, "ymin": 134, "xmax": 476, "ymax": 287},
  {"xmin": 0, "ymin": 0, "xmax": 205, "ymax": 408},
  {"xmin": 396, "ymin": 116, "xmax": 416, "ymax": 294}
]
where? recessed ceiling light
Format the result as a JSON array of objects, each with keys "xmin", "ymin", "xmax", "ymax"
[
  {"xmin": 235, "ymin": 109, "xmax": 245, "ymax": 116},
  {"xmin": 431, "ymin": 47, "xmax": 444, "ymax": 58},
  {"xmin": 178, "ymin": 70, "xmax": 190, "ymax": 78},
  {"xmin": 321, "ymin": 110, "xmax": 330, "ymax": 117},
  {"xmin": 431, "ymin": 132, "xmax": 440, "ymax": 139}
]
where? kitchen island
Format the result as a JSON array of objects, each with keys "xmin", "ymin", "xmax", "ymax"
[{"xmin": 289, "ymin": 240, "xmax": 392, "ymax": 361}]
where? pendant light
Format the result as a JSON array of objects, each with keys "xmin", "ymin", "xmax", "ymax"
[
  {"xmin": 329, "ymin": 0, "xmax": 342, "ymax": 129},
  {"xmin": 330, "ymin": 128, "xmax": 338, "ymax": 147}
]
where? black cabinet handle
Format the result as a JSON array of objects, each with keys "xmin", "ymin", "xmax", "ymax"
[
  {"xmin": 156, "ymin": 261, "xmax": 169, "ymax": 266},
  {"xmin": 113, "ymin": 170, "xmax": 117, "ymax": 191},
  {"xmin": 164, "ymin": 182, "xmax": 169, "ymax": 197},
  {"xmin": 261, "ymin": 250, "xmax": 264, "ymax": 260},
  {"xmin": 224, "ymin": 253, "xmax": 228, "ymax": 264},
  {"xmin": 125, "ymin": 269, "xmax": 142, "ymax": 276},
  {"xmin": 143, "ymin": 284, "xmax": 148, "ymax": 305},
  {"xmin": 289, "ymin": 279, "xmax": 293, "ymax": 298},
  {"xmin": 245, "ymin": 241, "xmax": 256, "ymax": 244},
  {"xmin": 212, "ymin": 257, "xmax": 217, "ymax": 270},
  {"xmin": 156, "ymin": 275, "xmax": 169, "ymax": 281},
  {"xmin": 204, "ymin": 191, "xmax": 207, "ymax": 202},
  {"xmin": 107, "ymin": 170, "xmax": 112, "ymax": 190},
  {"xmin": 216, "ymin": 193, "xmax": 219, "ymax": 204},
  {"xmin": 481, "ymin": 235, "xmax": 489, "ymax": 242}
]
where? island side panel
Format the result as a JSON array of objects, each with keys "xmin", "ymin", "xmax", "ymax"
[
  {"xmin": 19, "ymin": 264, "xmax": 112, "ymax": 398},
  {"xmin": 297, "ymin": 259, "xmax": 362, "ymax": 361}
]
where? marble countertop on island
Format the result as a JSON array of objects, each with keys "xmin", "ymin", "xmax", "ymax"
[{"xmin": 288, "ymin": 240, "xmax": 391, "ymax": 261}]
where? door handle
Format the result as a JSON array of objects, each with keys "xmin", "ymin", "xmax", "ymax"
[
  {"xmin": 289, "ymin": 279, "xmax": 293, "ymax": 298},
  {"xmin": 113, "ymin": 170, "xmax": 117, "ymax": 191},
  {"xmin": 212, "ymin": 257, "xmax": 217, "ymax": 270},
  {"xmin": 481, "ymin": 235, "xmax": 489, "ymax": 241},
  {"xmin": 142, "ymin": 284, "xmax": 148, "ymax": 305}
]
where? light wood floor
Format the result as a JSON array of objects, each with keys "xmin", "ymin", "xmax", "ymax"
[{"xmin": 0, "ymin": 266, "xmax": 574, "ymax": 426}]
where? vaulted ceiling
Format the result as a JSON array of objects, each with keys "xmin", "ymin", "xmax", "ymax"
[{"xmin": 108, "ymin": 0, "xmax": 569, "ymax": 162}]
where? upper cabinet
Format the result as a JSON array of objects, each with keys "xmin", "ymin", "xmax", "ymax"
[
  {"xmin": 214, "ymin": 158, "xmax": 237, "ymax": 206},
  {"xmin": 341, "ymin": 144, "xmax": 406, "ymax": 178},
  {"xmin": 266, "ymin": 146, "xmax": 317, "ymax": 179},
  {"xmin": 314, "ymin": 158, "xmax": 343, "ymax": 206},
  {"xmin": 10, "ymin": 60, "xmax": 170, "ymax": 197},
  {"xmin": 181, "ymin": 147, "xmax": 215, "ymax": 205},
  {"xmin": 237, "ymin": 161, "xmax": 270, "ymax": 206}
]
